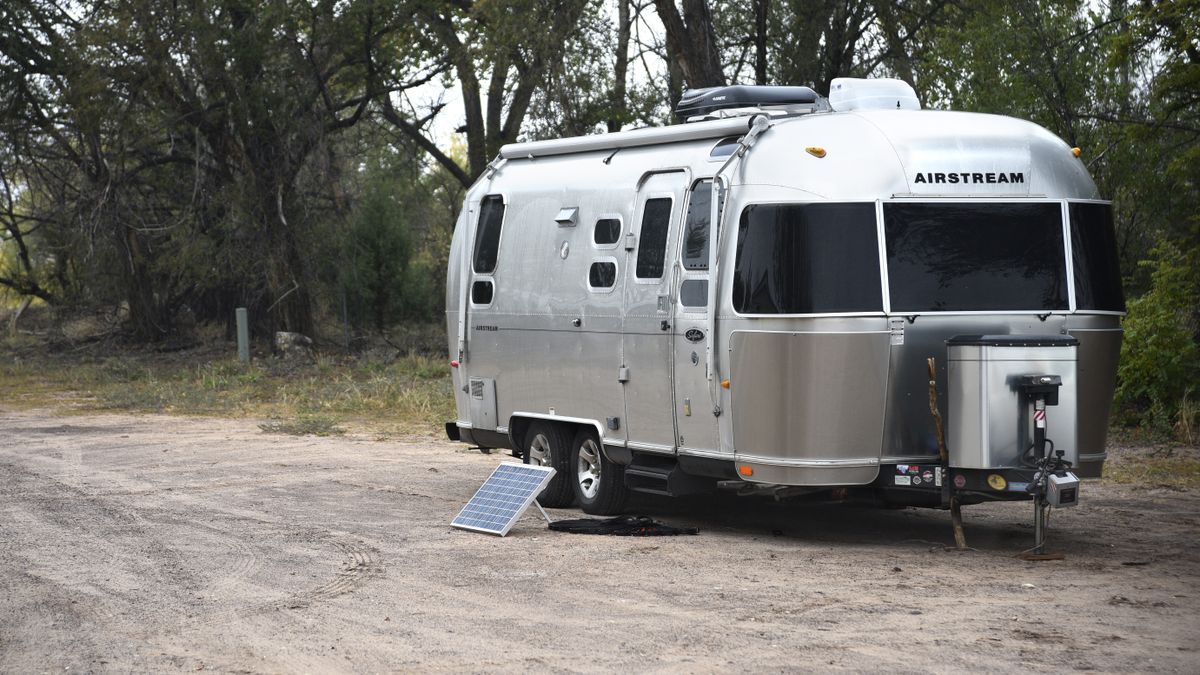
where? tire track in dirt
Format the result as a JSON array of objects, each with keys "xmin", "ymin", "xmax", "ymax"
[{"xmin": 185, "ymin": 531, "xmax": 385, "ymax": 629}]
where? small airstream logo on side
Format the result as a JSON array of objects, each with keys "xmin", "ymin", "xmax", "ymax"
[
  {"xmin": 914, "ymin": 172, "xmax": 1025, "ymax": 185},
  {"xmin": 685, "ymin": 328, "xmax": 705, "ymax": 343}
]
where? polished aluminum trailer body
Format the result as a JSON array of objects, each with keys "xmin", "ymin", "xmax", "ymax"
[{"xmin": 445, "ymin": 98, "xmax": 1122, "ymax": 499}]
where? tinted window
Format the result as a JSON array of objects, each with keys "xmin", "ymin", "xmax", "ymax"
[
  {"xmin": 1069, "ymin": 202, "xmax": 1125, "ymax": 311},
  {"xmin": 471, "ymin": 279, "xmax": 493, "ymax": 305},
  {"xmin": 589, "ymin": 261, "xmax": 616, "ymax": 288},
  {"xmin": 710, "ymin": 137, "xmax": 738, "ymax": 159},
  {"xmin": 680, "ymin": 279, "xmax": 708, "ymax": 307},
  {"xmin": 733, "ymin": 203, "xmax": 882, "ymax": 313},
  {"xmin": 472, "ymin": 195, "xmax": 505, "ymax": 274},
  {"xmin": 635, "ymin": 198, "xmax": 672, "ymax": 279},
  {"xmin": 594, "ymin": 218, "xmax": 621, "ymax": 245},
  {"xmin": 884, "ymin": 203, "xmax": 1067, "ymax": 312},
  {"xmin": 683, "ymin": 180, "xmax": 725, "ymax": 270}
]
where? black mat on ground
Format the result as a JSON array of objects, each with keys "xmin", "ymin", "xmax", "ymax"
[{"xmin": 548, "ymin": 515, "xmax": 699, "ymax": 536}]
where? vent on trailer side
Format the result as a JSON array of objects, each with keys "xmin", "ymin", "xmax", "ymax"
[{"xmin": 467, "ymin": 377, "xmax": 497, "ymax": 431}]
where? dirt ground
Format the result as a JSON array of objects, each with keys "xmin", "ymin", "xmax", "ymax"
[{"xmin": 1, "ymin": 407, "xmax": 1198, "ymax": 673}]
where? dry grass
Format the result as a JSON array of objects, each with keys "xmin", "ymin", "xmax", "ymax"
[
  {"xmin": 0, "ymin": 336, "xmax": 455, "ymax": 437},
  {"xmin": 1103, "ymin": 443, "xmax": 1200, "ymax": 490}
]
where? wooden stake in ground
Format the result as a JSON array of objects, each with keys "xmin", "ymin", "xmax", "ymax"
[{"xmin": 928, "ymin": 357, "xmax": 968, "ymax": 549}]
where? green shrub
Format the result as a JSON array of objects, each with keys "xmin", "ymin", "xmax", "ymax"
[
  {"xmin": 342, "ymin": 182, "xmax": 414, "ymax": 331},
  {"xmin": 1114, "ymin": 242, "xmax": 1200, "ymax": 435}
]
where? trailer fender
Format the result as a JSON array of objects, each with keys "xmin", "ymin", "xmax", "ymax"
[{"xmin": 508, "ymin": 413, "xmax": 608, "ymax": 461}]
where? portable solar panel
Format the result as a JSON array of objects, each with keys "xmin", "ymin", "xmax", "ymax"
[{"xmin": 451, "ymin": 463, "xmax": 557, "ymax": 536}]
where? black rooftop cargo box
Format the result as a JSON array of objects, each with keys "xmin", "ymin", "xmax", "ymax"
[{"xmin": 675, "ymin": 85, "xmax": 820, "ymax": 122}]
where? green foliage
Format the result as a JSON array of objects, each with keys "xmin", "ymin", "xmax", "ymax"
[
  {"xmin": 342, "ymin": 182, "xmax": 414, "ymax": 331},
  {"xmin": 1115, "ymin": 242, "xmax": 1200, "ymax": 433}
]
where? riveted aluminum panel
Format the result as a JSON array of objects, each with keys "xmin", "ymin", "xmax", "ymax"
[
  {"xmin": 729, "ymin": 328, "xmax": 890, "ymax": 485},
  {"xmin": 1064, "ymin": 316, "xmax": 1122, "ymax": 477}
]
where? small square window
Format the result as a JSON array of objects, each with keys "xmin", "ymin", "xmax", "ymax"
[
  {"xmin": 589, "ymin": 261, "xmax": 617, "ymax": 290},
  {"xmin": 471, "ymin": 279, "xmax": 494, "ymax": 305},
  {"xmin": 594, "ymin": 218, "xmax": 621, "ymax": 245}
]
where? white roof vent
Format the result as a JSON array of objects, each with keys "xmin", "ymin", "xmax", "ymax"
[{"xmin": 828, "ymin": 78, "xmax": 920, "ymax": 112}]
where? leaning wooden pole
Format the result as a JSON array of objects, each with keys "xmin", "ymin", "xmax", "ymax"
[{"xmin": 928, "ymin": 357, "xmax": 967, "ymax": 549}]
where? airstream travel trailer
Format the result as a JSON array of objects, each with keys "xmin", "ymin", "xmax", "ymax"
[{"xmin": 443, "ymin": 78, "xmax": 1124, "ymax": 542}]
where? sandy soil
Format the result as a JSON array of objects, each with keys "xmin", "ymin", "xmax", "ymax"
[{"xmin": 1, "ymin": 407, "xmax": 1197, "ymax": 673}]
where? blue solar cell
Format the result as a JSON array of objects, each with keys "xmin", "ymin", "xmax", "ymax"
[{"xmin": 451, "ymin": 463, "xmax": 557, "ymax": 536}]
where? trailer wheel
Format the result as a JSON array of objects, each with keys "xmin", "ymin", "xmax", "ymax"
[
  {"xmin": 571, "ymin": 428, "xmax": 628, "ymax": 515},
  {"xmin": 523, "ymin": 421, "xmax": 575, "ymax": 508}
]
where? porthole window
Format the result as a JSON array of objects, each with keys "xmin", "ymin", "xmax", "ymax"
[
  {"xmin": 588, "ymin": 261, "xmax": 617, "ymax": 291},
  {"xmin": 594, "ymin": 218, "xmax": 621, "ymax": 246},
  {"xmin": 471, "ymin": 279, "xmax": 494, "ymax": 305}
]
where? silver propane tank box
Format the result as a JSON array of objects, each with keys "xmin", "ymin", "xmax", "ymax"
[{"xmin": 946, "ymin": 335, "xmax": 1079, "ymax": 470}]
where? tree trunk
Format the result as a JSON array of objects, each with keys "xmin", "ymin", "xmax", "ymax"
[
  {"xmin": 121, "ymin": 227, "xmax": 171, "ymax": 340},
  {"xmin": 608, "ymin": 0, "xmax": 632, "ymax": 132},
  {"xmin": 264, "ymin": 186, "xmax": 314, "ymax": 338},
  {"xmin": 7, "ymin": 296, "xmax": 31, "ymax": 337},
  {"xmin": 754, "ymin": 0, "xmax": 769, "ymax": 85},
  {"xmin": 875, "ymin": 1, "xmax": 916, "ymax": 88},
  {"xmin": 653, "ymin": 0, "xmax": 727, "ymax": 89}
]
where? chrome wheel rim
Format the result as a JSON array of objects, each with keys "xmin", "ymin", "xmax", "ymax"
[
  {"xmin": 576, "ymin": 438, "xmax": 601, "ymax": 499},
  {"xmin": 529, "ymin": 434, "xmax": 551, "ymax": 466}
]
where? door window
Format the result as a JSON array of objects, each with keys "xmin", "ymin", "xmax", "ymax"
[{"xmin": 682, "ymin": 179, "xmax": 725, "ymax": 270}]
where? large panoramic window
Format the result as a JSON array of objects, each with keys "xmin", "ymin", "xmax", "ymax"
[
  {"xmin": 733, "ymin": 203, "xmax": 882, "ymax": 314},
  {"xmin": 884, "ymin": 202, "xmax": 1068, "ymax": 312},
  {"xmin": 1069, "ymin": 202, "xmax": 1125, "ymax": 312}
]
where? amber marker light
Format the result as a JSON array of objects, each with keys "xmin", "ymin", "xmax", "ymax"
[
  {"xmin": 1071, "ymin": 147, "xmax": 1082, "ymax": 157},
  {"xmin": 805, "ymin": 146, "xmax": 827, "ymax": 158},
  {"xmin": 721, "ymin": 379, "xmax": 731, "ymax": 389},
  {"xmin": 738, "ymin": 465, "xmax": 754, "ymax": 477}
]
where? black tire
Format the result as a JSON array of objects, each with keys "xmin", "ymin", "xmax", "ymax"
[
  {"xmin": 570, "ymin": 427, "xmax": 629, "ymax": 515},
  {"xmin": 523, "ymin": 421, "xmax": 575, "ymax": 508}
]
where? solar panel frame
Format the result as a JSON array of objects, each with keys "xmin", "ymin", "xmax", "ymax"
[{"xmin": 451, "ymin": 463, "xmax": 557, "ymax": 536}]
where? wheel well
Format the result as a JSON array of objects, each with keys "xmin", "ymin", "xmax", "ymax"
[
  {"xmin": 508, "ymin": 417, "xmax": 532, "ymax": 457},
  {"xmin": 508, "ymin": 415, "xmax": 604, "ymax": 460}
]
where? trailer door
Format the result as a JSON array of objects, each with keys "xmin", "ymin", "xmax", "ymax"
[
  {"xmin": 673, "ymin": 178, "xmax": 721, "ymax": 455},
  {"xmin": 621, "ymin": 172, "xmax": 685, "ymax": 454}
]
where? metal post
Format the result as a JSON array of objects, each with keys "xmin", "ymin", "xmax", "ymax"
[
  {"xmin": 236, "ymin": 307, "xmax": 249, "ymax": 362},
  {"xmin": 1033, "ymin": 499, "xmax": 1046, "ymax": 555}
]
